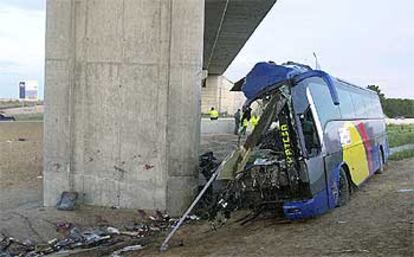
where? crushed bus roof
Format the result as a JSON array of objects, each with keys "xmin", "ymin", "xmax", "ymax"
[{"xmin": 235, "ymin": 61, "xmax": 340, "ymax": 105}]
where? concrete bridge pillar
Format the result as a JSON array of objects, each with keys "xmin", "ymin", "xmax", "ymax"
[{"xmin": 44, "ymin": 0, "xmax": 204, "ymax": 215}]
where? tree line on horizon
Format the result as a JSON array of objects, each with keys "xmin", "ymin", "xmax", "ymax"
[{"xmin": 367, "ymin": 85, "xmax": 414, "ymax": 118}]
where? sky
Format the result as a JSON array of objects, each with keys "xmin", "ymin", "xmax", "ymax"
[
  {"xmin": 224, "ymin": 0, "xmax": 414, "ymax": 99},
  {"xmin": 0, "ymin": 0, "xmax": 412, "ymax": 99},
  {"xmin": 0, "ymin": 0, "xmax": 45, "ymax": 99}
]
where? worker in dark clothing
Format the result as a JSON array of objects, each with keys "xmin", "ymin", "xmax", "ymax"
[
  {"xmin": 234, "ymin": 109, "xmax": 241, "ymax": 135},
  {"xmin": 239, "ymin": 107, "xmax": 252, "ymax": 136}
]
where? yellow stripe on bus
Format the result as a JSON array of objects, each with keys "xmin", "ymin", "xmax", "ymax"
[{"xmin": 342, "ymin": 122, "xmax": 370, "ymax": 185}]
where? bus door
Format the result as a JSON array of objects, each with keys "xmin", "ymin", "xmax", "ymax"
[
  {"xmin": 298, "ymin": 105, "xmax": 326, "ymax": 196},
  {"xmin": 291, "ymin": 81, "xmax": 326, "ymax": 200}
]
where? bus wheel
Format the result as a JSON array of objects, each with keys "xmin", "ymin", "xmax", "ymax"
[
  {"xmin": 376, "ymin": 151, "xmax": 384, "ymax": 174},
  {"xmin": 337, "ymin": 167, "xmax": 350, "ymax": 207}
]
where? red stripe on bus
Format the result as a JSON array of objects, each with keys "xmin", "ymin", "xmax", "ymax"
[{"xmin": 356, "ymin": 122, "xmax": 373, "ymax": 175}]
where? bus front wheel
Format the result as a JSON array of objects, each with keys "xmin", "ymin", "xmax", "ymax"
[{"xmin": 337, "ymin": 167, "xmax": 350, "ymax": 207}]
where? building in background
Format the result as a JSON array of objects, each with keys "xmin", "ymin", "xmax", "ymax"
[
  {"xmin": 19, "ymin": 81, "xmax": 39, "ymax": 101},
  {"xmin": 201, "ymin": 75, "xmax": 245, "ymax": 116}
]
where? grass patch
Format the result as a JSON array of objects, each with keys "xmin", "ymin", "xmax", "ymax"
[
  {"xmin": 13, "ymin": 113, "xmax": 44, "ymax": 121},
  {"xmin": 0, "ymin": 100, "xmax": 43, "ymax": 110},
  {"xmin": 387, "ymin": 124, "xmax": 414, "ymax": 147},
  {"xmin": 389, "ymin": 149, "xmax": 414, "ymax": 161}
]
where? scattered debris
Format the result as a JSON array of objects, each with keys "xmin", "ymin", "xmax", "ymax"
[
  {"xmin": 55, "ymin": 221, "xmax": 73, "ymax": 232},
  {"xmin": 328, "ymin": 249, "xmax": 370, "ymax": 254},
  {"xmin": 396, "ymin": 188, "xmax": 414, "ymax": 193},
  {"xmin": 187, "ymin": 214, "xmax": 200, "ymax": 221},
  {"xmin": 137, "ymin": 209, "xmax": 147, "ymax": 220},
  {"xmin": 3, "ymin": 141, "xmax": 291, "ymax": 257},
  {"xmin": 107, "ymin": 227, "xmax": 120, "ymax": 235},
  {"xmin": 199, "ymin": 152, "xmax": 219, "ymax": 180},
  {"xmin": 110, "ymin": 244, "xmax": 144, "ymax": 257},
  {"xmin": 0, "ymin": 209, "xmax": 183, "ymax": 257},
  {"xmin": 114, "ymin": 166, "xmax": 127, "ymax": 174},
  {"xmin": 56, "ymin": 192, "xmax": 78, "ymax": 211},
  {"xmin": 144, "ymin": 164, "xmax": 155, "ymax": 170}
]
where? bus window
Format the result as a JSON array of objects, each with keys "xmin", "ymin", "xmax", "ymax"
[
  {"xmin": 307, "ymin": 79, "xmax": 341, "ymax": 127},
  {"xmin": 368, "ymin": 96, "xmax": 377, "ymax": 118},
  {"xmin": 371, "ymin": 95, "xmax": 383, "ymax": 118},
  {"xmin": 350, "ymin": 90, "xmax": 370, "ymax": 118},
  {"xmin": 337, "ymin": 84, "xmax": 357, "ymax": 119},
  {"xmin": 373, "ymin": 97, "xmax": 383, "ymax": 118}
]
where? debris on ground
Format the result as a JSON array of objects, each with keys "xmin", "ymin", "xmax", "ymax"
[
  {"xmin": 396, "ymin": 188, "xmax": 414, "ymax": 193},
  {"xmin": 110, "ymin": 244, "xmax": 144, "ymax": 257},
  {"xmin": 1, "ymin": 146, "xmax": 285, "ymax": 256},
  {"xmin": 55, "ymin": 222, "xmax": 73, "ymax": 233},
  {"xmin": 328, "ymin": 249, "xmax": 370, "ymax": 254},
  {"xmin": 144, "ymin": 164, "xmax": 155, "ymax": 170},
  {"xmin": 106, "ymin": 227, "xmax": 120, "ymax": 235},
  {"xmin": 335, "ymin": 220, "xmax": 347, "ymax": 224},
  {"xmin": 0, "ymin": 209, "xmax": 199, "ymax": 257},
  {"xmin": 199, "ymin": 152, "xmax": 220, "ymax": 180},
  {"xmin": 56, "ymin": 192, "xmax": 78, "ymax": 211}
]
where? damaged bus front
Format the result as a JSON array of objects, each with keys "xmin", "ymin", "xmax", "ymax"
[
  {"xmin": 218, "ymin": 62, "xmax": 388, "ymax": 220},
  {"xmin": 160, "ymin": 61, "xmax": 389, "ymax": 250}
]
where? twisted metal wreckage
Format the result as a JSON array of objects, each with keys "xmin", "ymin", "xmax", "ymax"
[{"xmin": 161, "ymin": 61, "xmax": 342, "ymax": 250}]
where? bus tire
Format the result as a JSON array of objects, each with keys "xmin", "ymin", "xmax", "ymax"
[
  {"xmin": 376, "ymin": 149, "xmax": 384, "ymax": 174},
  {"xmin": 337, "ymin": 167, "xmax": 350, "ymax": 207}
]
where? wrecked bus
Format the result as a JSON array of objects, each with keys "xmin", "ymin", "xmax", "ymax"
[
  {"xmin": 217, "ymin": 61, "xmax": 389, "ymax": 220},
  {"xmin": 160, "ymin": 62, "xmax": 390, "ymax": 249}
]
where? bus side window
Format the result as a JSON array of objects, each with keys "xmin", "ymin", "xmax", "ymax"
[
  {"xmin": 300, "ymin": 107, "xmax": 320, "ymax": 156},
  {"xmin": 337, "ymin": 84, "xmax": 357, "ymax": 119}
]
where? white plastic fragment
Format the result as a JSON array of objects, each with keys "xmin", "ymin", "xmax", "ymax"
[
  {"xmin": 107, "ymin": 227, "xmax": 120, "ymax": 235},
  {"xmin": 187, "ymin": 214, "xmax": 200, "ymax": 221},
  {"xmin": 397, "ymin": 188, "xmax": 414, "ymax": 193},
  {"xmin": 111, "ymin": 244, "xmax": 144, "ymax": 257}
]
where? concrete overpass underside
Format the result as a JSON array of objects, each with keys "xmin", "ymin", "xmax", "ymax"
[{"xmin": 204, "ymin": 0, "xmax": 277, "ymax": 75}]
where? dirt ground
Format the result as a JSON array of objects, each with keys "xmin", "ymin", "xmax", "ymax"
[
  {"xmin": 0, "ymin": 129, "xmax": 413, "ymax": 257},
  {"xmin": 143, "ymin": 158, "xmax": 413, "ymax": 257}
]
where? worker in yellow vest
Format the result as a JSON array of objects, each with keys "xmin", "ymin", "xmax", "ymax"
[
  {"xmin": 250, "ymin": 114, "xmax": 260, "ymax": 129},
  {"xmin": 208, "ymin": 107, "xmax": 219, "ymax": 120}
]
